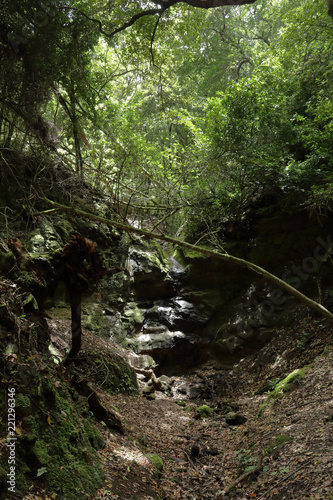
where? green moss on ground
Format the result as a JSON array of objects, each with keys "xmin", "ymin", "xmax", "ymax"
[
  {"xmin": 265, "ymin": 434, "xmax": 292, "ymax": 455},
  {"xmin": 147, "ymin": 454, "xmax": 163, "ymax": 475},
  {"xmin": 258, "ymin": 366, "xmax": 310, "ymax": 417}
]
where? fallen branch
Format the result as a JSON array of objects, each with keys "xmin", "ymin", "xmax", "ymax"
[
  {"xmin": 38, "ymin": 195, "xmax": 333, "ymax": 325},
  {"xmin": 223, "ymin": 453, "xmax": 264, "ymax": 495}
]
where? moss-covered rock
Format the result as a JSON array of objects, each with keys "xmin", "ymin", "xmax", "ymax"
[
  {"xmin": 0, "ymin": 366, "xmax": 106, "ymax": 498},
  {"xmin": 30, "ymin": 439, "xmax": 49, "ymax": 466},
  {"xmin": 122, "ymin": 302, "xmax": 144, "ymax": 332},
  {"xmin": 83, "ymin": 420, "xmax": 105, "ymax": 450},
  {"xmin": 258, "ymin": 366, "xmax": 310, "ymax": 416},
  {"xmin": 46, "ymin": 463, "xmax": 104, "ymax": 500},
  {"xmin": 196, "ymin": 405, "xmax": 214, "ymax": 418},
  {"xmin": 128, "ymin": 245, "xmax": 173, "ymax": 300},
  {"xmin": 74, "ymin": 351, "xmax": 139, "ymax": 396},
  {"xmin": 83, "ymin": 302, "xmax": 109, "ymax": 336},
  {"xmin": 28, "ymin": 220, "xmax": 64, "ymax": 253},
  {"xmin": 225, "ymin": 411, "xmax": 247, "ymax": 426}
]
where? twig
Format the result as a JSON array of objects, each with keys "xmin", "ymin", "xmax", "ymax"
[
  {"xmin": 184, "ymin": 451, "xmax": 200, "ymax": 471},
  {"xmin": 257, "ymin": 458, "xmax": 312, "ymax": 499},
  {"xmin": 224, "ymin": 453, "xmax": 264, "ymax": 494}
]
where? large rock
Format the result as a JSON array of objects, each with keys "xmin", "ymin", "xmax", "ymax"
[{"xmin": 128, "ymin": 245, "xmax": 173, "ymax": 300}]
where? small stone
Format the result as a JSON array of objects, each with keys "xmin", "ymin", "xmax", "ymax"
[
  {"xmin": 190, "ymin": 443, "xmax": 201, "ymax": 459},
  {"xmin": 187, "ymin": 384, "xmax": 204, "ymax": 399},
  {"xmin": 177, "ymin": 384, "xmax": 187, "ymax": 394},
  {"xmin": 205, "ymin": 447, "xmax": 219, "ymax": 456},
  {"xmin": 146, "ymin": 393, "xmax": 156, "ymax": 400},
  {"xmin": 225, "ymin": 411, "xmax": 247, "ymax": 426}
]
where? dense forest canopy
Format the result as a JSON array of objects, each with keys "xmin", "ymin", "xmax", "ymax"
[
  {"xmin": 2, "ymin": 4, "xmax": 333, "ymax": 499},
  {"xmin": 1, "ymin": 0, "xmax": 333, "ymax": 241}
]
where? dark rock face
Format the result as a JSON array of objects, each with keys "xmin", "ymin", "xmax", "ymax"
[{"xmin": 101, "ymin": 204, "xmax": 333, "ymax": 375}]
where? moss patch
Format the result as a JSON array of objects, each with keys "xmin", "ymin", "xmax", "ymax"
[
  {"xmin": 258, "ymin": 366, "xmax": 310, "ymax": 417},
  {"xmin": 0, "ymin": 366, "xmax": 106, "ymax": 498},
  {"xmin": 196, "ymin": 405, "xmax": 214, "ymax": 418},
  {"xmin": 147, "ymin": 454, "xmax": 163, "ymax": 475}
]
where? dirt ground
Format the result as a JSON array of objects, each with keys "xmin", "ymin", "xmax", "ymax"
[{"xmin": 21, "ymin": 310, "xmax": 333, "ymax": 500}]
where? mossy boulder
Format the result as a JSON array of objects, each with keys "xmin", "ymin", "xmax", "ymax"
[
  {"xmin": 129, "ymin": 245, "xmax": 173, "ymax": 300},
  {"xmin": 121, "ymin": 302, "xmax": 144, "ymax": 332},
  {"xmin": 225, "ymin": 411, "xmax": 247, "ymax": 426},
  {"xmin": 83, "ymin": 420, "xmax": 105, "ymax": 450},
  {"xmin": 83, "ymin": 302, "xmax": 109, "ymax": 337},
  {"xmin": 30, "ymin": 439, "xmax": 49, "ymax": 466},
  {"xmin": 2, "ymin": 369, "xmax": 106, "ymax": 498},
  {"xmin": 196, "ymin": 405, "xmax": 214, "ymax": 419},
  {"xmin": 27, "ymin": 220, "xmax": 65, "ymax": 253},
  {"xmin": 258, "ymin": 366, "xmax": 310, "ymax": 416},
  {"xmin": 75, "ymin": 351, "xmax": 139, "ymax": 396}
]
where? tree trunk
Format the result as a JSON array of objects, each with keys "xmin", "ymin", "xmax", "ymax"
[
  {"xmin": 70, "ymin": 91, "xmax": 83, "ymax": 178},
  {"xmin": 64, "ymin": 288, "xmax": 82, "ymax": 365}
]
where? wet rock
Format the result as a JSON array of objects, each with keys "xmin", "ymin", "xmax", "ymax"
[
  {"xmin": 123, "ymin": 328, "xmax": 185, "ymax": 352},
  {"xmin": 146, "ymin": 297, "xmax": 209, "ymax": 333}
]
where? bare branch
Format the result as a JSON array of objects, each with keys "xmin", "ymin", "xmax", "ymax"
[
  {"xmin": 72, "ymin": 7, "xmax": 164, "ymax": 39},
  {"xmin": 62, "ymin": 0, "xmax": 257, "ymax": 42},
  {"xmin": 150, "ymin": 13, "xmax": 164, "ymax": 67},
  {"xmin": 153, "ymin": 0, "xmax": 257, "ymax": 9}
]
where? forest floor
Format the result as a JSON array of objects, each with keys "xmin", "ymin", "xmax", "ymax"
[{"xmin": 23, "ymin": 310, "xmax": 333, "ymax": 500}]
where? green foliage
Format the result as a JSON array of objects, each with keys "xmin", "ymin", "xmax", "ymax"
[
  {"xmin": 234, "ymin": 448, "xmax": 259, "ymax": 473},
  {"xmin": 2, "ymin": 0, "xmax": 333, "ymax": 236}
]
